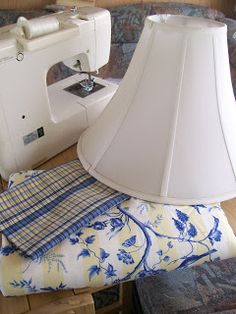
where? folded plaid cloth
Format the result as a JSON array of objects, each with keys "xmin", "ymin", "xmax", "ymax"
[{"xmin": 0, "ymin": 160, "xmax": 129, "ymax": 260}]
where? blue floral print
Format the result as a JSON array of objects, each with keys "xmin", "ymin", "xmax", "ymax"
[{"xmin": 2, "ymin": 184, "xmax": 234, "ymax": 296}]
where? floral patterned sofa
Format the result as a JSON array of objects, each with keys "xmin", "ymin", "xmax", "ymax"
[
  {"xmin": 102, "ymin": 3, "xmax": 236, "ymax": 97},
  {"xmin": 0, "ymin": 2, "xmax": 235, "ymax": 96}
]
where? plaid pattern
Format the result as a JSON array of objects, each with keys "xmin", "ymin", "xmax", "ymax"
[{"xmin": 0, "ymin": 160, "xmax": 129, "ymax": 260}]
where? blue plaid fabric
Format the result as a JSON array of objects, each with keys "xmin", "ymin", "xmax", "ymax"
[{"xmin": 0, "ymin": 160, "xmax": 129, "ymax": 260}]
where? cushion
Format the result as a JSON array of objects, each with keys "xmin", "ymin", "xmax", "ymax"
[
  {"xmin": 220, "ymin": 18, "xmax": 236, "ymax": 70},
  {"xmin": 110, "ymin": 3, "xmax": 225, "ymax": 44},
  {"xmin": 99, "ymin": 43, "xmax": 136, "ymax": 79},
  {"xmin": 0, "ymin": 9, "xmax": 48, "ymax": 27},
  {"xmin": 221, "ymin": 18, "xmax": 236, "ymax": 49},
  {"xmin": 1, "ymin": 171, "xmax": 236, "ymax": 296}
]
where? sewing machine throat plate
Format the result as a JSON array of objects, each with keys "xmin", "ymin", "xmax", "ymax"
[{"xmin": 65, "ymin": 80, "xmax": 105, "ymax": 98}]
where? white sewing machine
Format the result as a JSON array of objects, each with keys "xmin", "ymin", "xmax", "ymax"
[{"xmin": 0, "ymin": 7, "xmax": 117, "ymax": 180}]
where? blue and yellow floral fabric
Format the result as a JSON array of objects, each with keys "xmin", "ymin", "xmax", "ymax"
[{"xmin": 1, "ymin": 171, "xmax": 236, "ymax": 296}]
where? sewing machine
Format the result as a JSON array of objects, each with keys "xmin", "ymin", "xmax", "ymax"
[{"xmin": 0, "ymin": 7, "xmax": 117, "ymax": 180}]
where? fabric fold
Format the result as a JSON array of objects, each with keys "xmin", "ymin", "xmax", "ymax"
[{"xmin": 0, "ymin": 159, "xmax": 129, "ymax": 260}]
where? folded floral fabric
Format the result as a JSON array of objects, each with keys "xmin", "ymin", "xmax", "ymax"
[
  {"xmin": 0, "ymin": 160, "xmax": 129, "ymax": 260},
  {"xmin": 1, "ymin": 171, "xmax": 236, "ymax": 296}
]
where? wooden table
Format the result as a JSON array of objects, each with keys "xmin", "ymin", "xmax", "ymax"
[{"xmin": 0, "ymin": 144, "xmax": 134, "ymax": 314}]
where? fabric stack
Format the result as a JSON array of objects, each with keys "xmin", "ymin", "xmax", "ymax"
[{"xmin": 1, "ymin": 164, "xmax": 236, "ymax": 296}]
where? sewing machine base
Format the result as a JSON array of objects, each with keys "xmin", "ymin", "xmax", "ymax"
[{"xmin": 0, "ymin": 73, "xmax": 118, "ymax": 180}]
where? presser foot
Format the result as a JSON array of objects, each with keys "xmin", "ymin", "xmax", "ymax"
[{"xmin": 64, "ymin": 80, "xmax": 105, "ymax": 98}]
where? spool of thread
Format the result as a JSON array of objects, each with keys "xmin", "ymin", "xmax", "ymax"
[{"xmin": 17, "ymin": 16, "xmax": 60, "ymax": 40}]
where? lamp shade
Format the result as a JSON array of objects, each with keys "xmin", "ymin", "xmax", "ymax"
[{"xmin": 78, "ymin": 15, "xmax": 236, "ymax": 205}]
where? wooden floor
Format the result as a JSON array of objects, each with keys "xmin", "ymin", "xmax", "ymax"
[
  {"xmin": 221, "ymin": 199, "xmax": 236, "ymax": 234},
  {"xmin": 0, "ymin": 283, "xmax": 134, "ymax": 314},
  {"xmin": 1, "ymin": 144, "xmax": 236, "ymax": 314}
]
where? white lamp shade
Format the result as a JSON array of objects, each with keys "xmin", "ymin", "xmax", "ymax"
[{"xmin": 78, "ymin": 15, "xmax": 236, "ymax": 205}]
